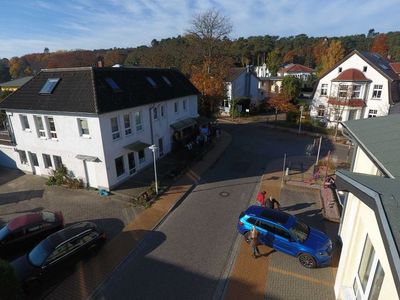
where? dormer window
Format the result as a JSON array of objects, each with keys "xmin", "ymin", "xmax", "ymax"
[
  {"xmin": 338, "ymin": 67, "xmax": 342, "ymax": 73},
  {"xmin": 146, "ymin": 76, "xmax": 157, "ymax": 87},
  {"xmin": 39, "ymin": 78, "xmax": 60, "ymax": 94},
  {"xmin": 162, "ymin": 76, "xmax": 172, "ymax": 86},
  {"xmin": 105, "ymin": 77, "xmax": 121, "ymax": 91}
]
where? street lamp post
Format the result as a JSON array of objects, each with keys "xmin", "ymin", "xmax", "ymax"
[
  {"xmin": 298, "ymin": 105, "xmax": 304, "ymax": 134},
  {"xmin": 149, "ymin": 144, "xmax": 158, "ymax": 195}
]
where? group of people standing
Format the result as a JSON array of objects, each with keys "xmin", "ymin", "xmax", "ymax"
[{"xmin": 249, "ymin": 191, "xmax": 281, "ymax": 258}]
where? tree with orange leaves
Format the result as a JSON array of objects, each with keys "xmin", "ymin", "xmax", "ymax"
[
  {"xmin": 267, "ymin": 92, "xmax": 296, "ymax": 122},
  {"xmin": 371, "ymin": 34, "xmax": 388, "ymax": 57}
]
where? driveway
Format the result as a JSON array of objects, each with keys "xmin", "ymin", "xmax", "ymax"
[{"xmin": 0, "ymin": 167, "xmax": 139, "ymax": 240}]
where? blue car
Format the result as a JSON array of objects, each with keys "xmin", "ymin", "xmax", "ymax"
[{"xmin": 237, "ymin": 205, "xmax": 332, "ymax": 268}]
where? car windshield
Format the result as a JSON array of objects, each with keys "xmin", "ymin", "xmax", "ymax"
[
  {"xmin": 0, "ymin": 225, "xmax": 10, "ymax": 241},
  {"xmin": 42, "ymin": 211, "xmax": 56, "ymax": 222},
  {"xmin": 290, "ymin": 221, "xmax": 309, "ymax": 243},
  {"xmin": 28, "ymin": 239, "xmax": 52, "ymax": 267}
]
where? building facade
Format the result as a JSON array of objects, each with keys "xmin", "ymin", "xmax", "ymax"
[
  {"xmin": 0, "ymin": 67, "xmax": 199, "ymax": 190},
  {"xmin": 311, "ymin": 51, "xmax": 400, "ymax": 127},
  {"xmin": 334, "ymin": 115, "xmax": 400, "ymax": 300}
]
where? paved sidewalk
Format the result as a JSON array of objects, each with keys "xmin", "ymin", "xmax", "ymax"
[
  {"xmin": 224, "ymin": 157, "xmax": 339, "ymax": 300},
  {"xmin": 43, "ymin": 131, "xmax": 232, "ymax": 300}
]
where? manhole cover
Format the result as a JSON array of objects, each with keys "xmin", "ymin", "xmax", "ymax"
[{"xmin": 219, "ymin": 191, "xmax": 230, "ymax": 197}]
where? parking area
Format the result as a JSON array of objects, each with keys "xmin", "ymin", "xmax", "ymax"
[
  {"xmin": 0, "ymin": 167, "xmax": 140, "ymax": 240},
  {"xmin": 226, "ymin": 178, "xmax": 340, "ymax": 300}
]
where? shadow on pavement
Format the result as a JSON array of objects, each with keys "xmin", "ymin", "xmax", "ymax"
[
  {"xmin": 0, "ymin": 167, "xmax": 24, "ymax": 185},
  {"xmin": 0, "ymin": 190, "xmax": 44, "ymax": 205}
]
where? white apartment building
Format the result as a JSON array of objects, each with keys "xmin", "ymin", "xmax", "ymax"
[{"xmin": 0, "ymin": 67, "xmax": 199, "ymax": 190}]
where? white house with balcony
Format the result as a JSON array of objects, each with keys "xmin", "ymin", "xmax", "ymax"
[
  {"xmin": 334, "ymin": 115, "xmax": 400, "ymax": 300},
  {"xmin": 0, "ymin": 67, "xmax": 199, "ymax": 190},
  {"xmin": 310, "ymin": 50, "xmax": 400, "ymax": 127}
]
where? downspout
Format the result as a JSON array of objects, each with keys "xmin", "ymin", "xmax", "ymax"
[{"xmin": 149, "ymin": 106, "xmax": 154, "ymax": 145}]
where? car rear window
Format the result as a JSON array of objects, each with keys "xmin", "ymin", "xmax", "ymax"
[
  {"xmin": 42, "ymin": 211, "xmax": 56, "ymax": 223},
  {"xmin": 28, "ymin": 239, "xmax": 52, "ymax": 267}
]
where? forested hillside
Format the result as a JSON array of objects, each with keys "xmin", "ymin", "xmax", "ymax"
[{"xmin": 1, "ymin": 29, "xmax": 399, "ymax": 83}]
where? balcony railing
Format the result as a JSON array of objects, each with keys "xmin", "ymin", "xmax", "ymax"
[{"xmin": 327, "ymin": 97, "xmax": 365, "ymax": 108}]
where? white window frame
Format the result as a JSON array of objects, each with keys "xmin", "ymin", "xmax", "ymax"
[
  {"xmin": 317, "ymin": 105, "xmax": 325, "ymax": 117},
  {"xmin": 111, "ymin": 117, "xmax": 120, "ymax": 140},
  {"xmin": 135, "ymin": 111, "xmax": 143, "ymax": 132},
  {"xmin": 183, "ymin": 100, "xmax": 187, "ymax": 111},
  {"xmin": 78, "ymin": 118, "xmax": 90, "ymax": 137},
  {"xmin": 20, "ymin": 115, "xmax": 30, "ymax": 131},
  {"xmin": 42, "ymin": 153, "xmax": 53, "ymax": 169},
  {"xmin": 17, "ymin": 150, "xmax": 28, "ymax": 165},
  {"xmin": 46, "ymin": 116, "xmax": 57, "ymax": 139},
  {"xmin": 127, "ymin": 152, "xmax": 136, "ymax": 175},
  {"xmin": 153, "ymin": 107, "xmax": 158, "ymax": 120},
  {"xmin": 351, "ymin": 84, "xmax": 361, "ymax": 98},
  {"xmin": 115, "ymin": 156, "xmax": 125, "ymax": 177},
  {"xmin": 34, "ymin": 115, "xmax": 46, "ymax": 138},
  {"xmin": 321, "ymin": 84, "xmax": 328, "ymax": 96},
  {"xmin": 368, "ymin": 109, "xmax": 378, "ymax": 118},
  {"xmin": 123, "ymin": 113, "xmax": 132, "ymax": 135},
  {"xmin": 161, "ymin": 105, "xmax": 165, "ymax": 118},
  {"xmin": 353, "ymin": 236, "xmax": 385, "ymax": 300},
  {"xmin": 372, "ymin": 85, "xmax": 383, "ymax": 99},
  {"xmin": 138, "ymin": 149, "xmax": 145, "ymax": 164},
  {"xmin": 53, "ymin": 155, "xmax": 63, "ymax": 170}
]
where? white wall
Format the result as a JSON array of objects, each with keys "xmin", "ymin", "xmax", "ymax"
[
  {"xmin": 227, "ymin": 72, "xmax": 261, "ymax": 105},
  {"xmin": 5, "ymin": 94, "xmax": 198, "ymax": 190},
  {"xmin": 99, "ymin": 95, "xmax": 198, "ymax": 189},
  {"xmin": 352, "ymin": 146, "xmax": 380, "ymax": 175},
  {"xmin": 311, "ymin": 53, "xmax": 391, "ymax": 122},
  {"xmin": 335, "ymin": 194, "xmax": 398, "ymax": 300},
  {"xmin": 7, "ymin": 111, "xmax": 107, "ymax": 187}
]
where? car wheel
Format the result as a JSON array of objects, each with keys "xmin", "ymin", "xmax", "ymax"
[
  {"xmin": 244, "ymin": 231, "xmax": 251, "ymax": 244},
  {"xmin": 298, "ymin": 253, "xmax": 316, "ymax": 268}
]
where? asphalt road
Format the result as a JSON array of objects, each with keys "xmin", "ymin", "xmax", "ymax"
[{"xmin": 92, "ymin": 123, "xmax": 344, "ymax": 300}]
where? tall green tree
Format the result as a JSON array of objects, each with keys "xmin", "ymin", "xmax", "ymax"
[
  {"xmin": 282, "ymin": 76, "xmax": 302, "ymax": 100},
  {"xmin": 266, "ymin": 50, "xmax": 281, "ymax": 76}
]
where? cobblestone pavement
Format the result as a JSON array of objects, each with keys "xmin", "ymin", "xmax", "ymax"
[
  {"xmin": 225, "ymin": 158, "xmax": 339, "ymax": 300},
  {"xmin": 0, "ymin": 168, "xmax": 139, "ymax": 239}
]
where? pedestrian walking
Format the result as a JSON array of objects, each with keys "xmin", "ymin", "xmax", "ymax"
[
  {"xmin": 250, "ymin": 226, "xmax": 260, "ymax": 258},
  {"xmin": 266, "ymin": 196, "xmax": 281, "ymax": 210},
  {"xmin": 256, "ymin": 191, "xmax": 266, "ymax": 206}
]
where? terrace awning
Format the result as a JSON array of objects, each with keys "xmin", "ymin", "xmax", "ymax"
[
  {"xmin": 170, "ymin": 117, "xmax": 196, "ymax": 131},
  {"xmin": 124, "ymin": 141, "xmax": 151, "ymax": 152}
]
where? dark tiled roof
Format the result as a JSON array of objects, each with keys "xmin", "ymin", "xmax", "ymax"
[
  {"xmin": 336, "ymin": 169, "xmax": 400, "ymax": 286},
  {"xmin": 342, "ymin": 114, "xmax": 400, "ymax": 178},
  {"xmin": 226, "ymin": 68, "xmax": 246, "ymax": 82},
  {"xmin": 0, "ymin": 76, "xmax": 33, "ymax": 88},
  {"xmin": 0, "ymin": 67, "xmax": 199, "ymax": 114},
  {"xmin": 332, "ymin": 68, "xmax": 371, "ymax": 82}
]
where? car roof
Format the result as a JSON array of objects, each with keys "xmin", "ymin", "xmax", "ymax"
[
  {"xmin": 245, "ymin": 205, "xmax": 293, "ymax": 226},
  {"xmin": 46, "ymin": 221, "xmax": 98, "ymax": 248},
  {"xmin": 8, "ymin": 213, "xmax": 43, "ymax": 231}
]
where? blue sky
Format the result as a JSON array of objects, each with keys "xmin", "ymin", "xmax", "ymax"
[{"xmin": 0, "ymin": 0, "xmax": 398, "ymax": 58}]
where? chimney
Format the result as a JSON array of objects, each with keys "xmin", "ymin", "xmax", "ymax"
[{"xmin": 97, "ymin": 56, "xmax": 104, "ymax": 68}]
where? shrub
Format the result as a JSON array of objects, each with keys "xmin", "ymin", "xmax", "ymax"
[
  {"xmin": 46, "ymin": 176, "xmax": 57, "ymax": 186},
  {"xmin": 0, "ymin": 259, "xmax": 23, "ymax": 300}
]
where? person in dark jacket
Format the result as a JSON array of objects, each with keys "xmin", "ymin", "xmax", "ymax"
[{"xmin": 266, "ymin": 196, "xmax": 281, "ymax": 210}]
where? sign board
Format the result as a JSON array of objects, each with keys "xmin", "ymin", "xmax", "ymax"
[{"xmin": 245, "ymin": 108, "xmax": 250, "ymax": 113}]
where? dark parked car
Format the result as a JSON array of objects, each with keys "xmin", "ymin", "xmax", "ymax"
[
  {"xmin": 11, "ymin": 221, "xmax": 106, "ymax": 285},
  {"xmin": 0, "ymin": 211, "xmax": 64, "ymax": 259},
  {"xmin": 237, "ymin": 205, "xmax": 332, "ymax": 268}
]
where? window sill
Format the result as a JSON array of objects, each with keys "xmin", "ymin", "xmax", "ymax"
[
  {"xmin": 81, "ymin": 135, "xmax": 91, "ymax": 139},
  {"xmin": 24, "ymin": 129, "xmax": 32, "ymax": 132},
  {"xmin": 39, "ymin": 137, "xmax": 47, "ymax": 140},
  {"xmin": 112, "ymin": 137, "xmax": 122, "ymax": 142}
]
